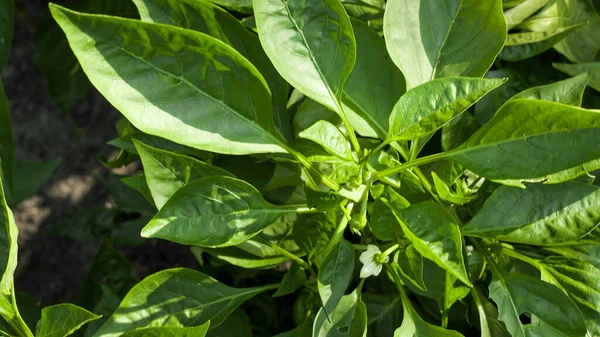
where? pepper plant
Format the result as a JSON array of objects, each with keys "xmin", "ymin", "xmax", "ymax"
[{"xmin": 1, "ymin": 0, "xmax": 600, "ymax": 336}]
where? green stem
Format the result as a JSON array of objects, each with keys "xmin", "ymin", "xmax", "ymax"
[
  {"xmin": 322, "ymin": 202, "xmax": 355, "ymax": 258},
  {"xmin": 7, "ymin": 291, "xmax": 33, "ymax": 337},
  {"xmin": 372, "ymin": 152, "xmax": 447, "ymax": 182},
  {"xmin": 369, "ymin": 139, "xmax": 392, "ymax": 159},
  {"xmin": 336, "ymin": 102, "xmax": 362, "ymax": 156},
  {"xmin": 390, "ymin": 142, "xmax": 442, "ymax": 203},
  {"xmin": 265, "ymin": 240, "xmax": 312, "ymax": 272},
  {"xmin": 381, "ymin": 243, "xmax": 400, "ymax": 257},
  {"xmin": 283, "ymin": 145, "xmax": 340, "ymax": 191},
  {"xmin": 353, "ymin": 244, "xmax": 369, "ymax": 250}
]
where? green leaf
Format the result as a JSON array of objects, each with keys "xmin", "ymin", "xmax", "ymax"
[
  {"xmin": 489, "ymin": 270, "xmax": 586, "ymax": 337},
  {"xmin": 507, "ymin": 73, "xmax": 591, "ymax": 106},
  {"xmin": 120, "ymin": 175, "xmax": 155, "ymax": 207},
  {"xmin": 444, "ymin": 99, "xmax": 600, "ymax": 181},
  {"xmin": 388, "ymin": 77, "xmax": 506, "ymax": 141},
  {"xmin": 142, "ymin": 176, "xmax": 298, "ymax": 247},
  {"xmin": 0, "ymin": 83, "xmax": 13, "ymax": 203},
  {"xmin": 120, "ymin": 321, "xmax": 210, "ymax": 337},
  {"xmin": 364, "ymin": 293, "xmax": 402, "ymax": 337},
  {"xmin": 93, "ymin": 268, "xmax": 276, "ymax": 337},
  {"xmin": 474, "ymin": 68, "xmax": 528, "ymax": 126},
  {"xmin": 471, "ymin": 287, "xmax": 511, "ymax": 337},
  {"xmin": 505, "ymin": 0, "xmax": 549, "ymax": 29},
  {"xmin": 545, "ymin": 245, "xmax": 600, "ymax": 269},
  {"xmin": 313, "ymin": 288, "xmax": 367, "ymax": 337},
  {"xmin": 0, "ymin": 0, "xmax": 13, "ymax": 70},
  {"xmin": 206, "ymin": 0, "xmax": 252, "ymax": 13},
  {"xmin": 0, "ymin": 175, "xmax": 15, "ymax": 297},
  {"xmin": 253, "ymin": 0, "xmax": 355, "ymax": 121},
  {"xmin": 292, "ymin": 99, "xmax": 341, "ymax": 136},
  {"xmin": 317, "ymin": 240, "xmax": 355, "ymax": 315},
  {"xmin": 463, "ymin": 183, "xmax": 600, "ymax": 245},
  {"xmin": 541, "ymin": 256, "xmax": 600, "ymax": 336},
  {"xmin": 389, "ymin": 245, "xmax": 426, "ymax": 292},
  {"xmin": 343, "ymin": 18, "xmax": 406, "ymax": 139},
  {"xmin": 205, "ymin": 310, "xmax": 253, "ymax": 337},
  {"xmin": 273, "ymin": 261, "xmax": 307, "ymax": 297},
  {"xmin": 298, "ymin": 121, "xmax": 353, "ymax": 161},
  {"xmin": 292, "ymin": 213, "xmax": 336, "ymax": 265},
  {"xmin": 50, "ymin": 4, "xmax": 287, "ymax": 155},
  {"xmin": 36, "ymin": 304, "xmax": 100, "ymax": 337},
  {"xmin": 369, "ymin": 188, "xmax": 408, "ymax": 241},
  {"xmin": 554, "ymin": 62, "xmax": 600, "ymax": 93},
  {"xmin": 385, "ymin": 201, "xmax": 472, "ymax": 287},
  {"xmin": 431, "ymin": 172, "xmax": 476, "ymax": 205},
  {"xmin": 383, "ymin": 0, "xmax": 506, "ymax": 89},
  {"xmin": 498, "ymin": 24, "xmax": 584, "ymax": 61},
  {"xmin": 10, "ymin": 158, "xmax": 61, "ymax": 206},
  {"xmin": 134, "ymin": 140, "xmax": 233, "ymax": 209},
  {"xmin": 132, "ymin": 0, "xmax": 291, "ymax": 140}
]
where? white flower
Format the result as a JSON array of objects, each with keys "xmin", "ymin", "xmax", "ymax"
[{"xmin": 359, "ymin": 245, "xmax": 389, "ymax": 278}]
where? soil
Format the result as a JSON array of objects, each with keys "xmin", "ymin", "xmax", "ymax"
[{"xmin": 2, "ymin": 0, "xmax": 198, "ymax": 305}]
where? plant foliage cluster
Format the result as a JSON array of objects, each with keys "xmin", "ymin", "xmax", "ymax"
[{"xmin": 1, "ymin": 0, "xmax": 600, "ymax": 336}]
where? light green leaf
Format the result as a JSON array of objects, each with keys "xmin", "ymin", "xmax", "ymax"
[
  {"xmin": 317, "ymin": 240, "xmax": 355, "ymax": 315},
  {"xmin": 388, "ymin": 77, "xmax": 506, "ymax": 141},
  {"xmin": 499, "ymin": 24, "xmax": 584, "ymax": 61},
  {"xmin": 505, "ymin": 0, "xmax": 549, "ymax": 29},
  {"xmin": 191, "ymin": 244, "xmax": 289, "ymax": 269},
  {"xmin": 0, "ymin": 0, "xmax": 13, "ymax": 70},
  {"xmin": 253, "ymin": 0, "xmax": 355, "ymax": 121},
  {"xmin": 444, "ymin": 99, "xmax": 600, "ymax": 181},
  {"xmin": 132, "ymin": 0, "xmax": 291, "ymax": 140},
  {"xmin": 120, "ymin": 322, "xmax": 210, "ymax": 337},
  {"xmin": 313, "ymin": 288, "xmax": 367, "ymax": 337},
  {"xmin": 385, "ymin": 201, "xmax": 472, "ymax": 287},
  {"xmin": 343, "ymin": 18, "xmax": 406, "ymax": 139},
  {"xmin": 489, "ymin": 270, "xmax": 586, "ymax": 337},
  {"xmin": 142, "ymin": 176, "xmax": 297, "ymax": 247},
  {"xmin": 471, "ymin": 287, "xmax": 511, "ymax": 337},
  {"xmin": 298, "ymin": 121, "xmax": 353, "ymax": 161},
  {"xmin": 363, "ymin": 293, "xmax": 402, "ymax": 337},
  {"xmin": 541, "ymin": 256, "xmax": 600, "ymax": 336},
  {"xmin": 273, "ymin": 261, "xmax": 306, "ymax": 297},
  {"xmin": 507, "ymin": 73, "xmax": 591, "ymax": 106},
  {"xmin": 464, "ymin": 183, "xmax": 600, "ymax": 245},
  {"xmin": 383, "ymin": 0, "xmax": 506, "ymax": 89},
  {"xmin": 134, "ymin": 140, "xmax": 232, "ymax": 209},
  {"xmin": 93, "ymin": 268, "xmax": 276, "ymax": 337},
  {"xmin": 50, "ymin": 4, "xmax": 287, "ymax": 155},
  {"xmin": 431, "ymin": 172, "xmax": 476, "ymax": 205},
  {"xmin": 0, "ymin": 83, "xmax": 13, "ymax": 203},
  {"xmin": 554, "ymin": 62, "xmax": 600, "ymax": 92},
  {"xmin": 36, "ymin": 304, "xmax": 100, "ymax": 337}
]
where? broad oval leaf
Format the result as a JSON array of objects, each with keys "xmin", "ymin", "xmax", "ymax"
[
  {"xmin": 553, "ymin": 62, "xmax": 600, "ymax": 93},
  {"xmin": 388, "ymin": 77, "xmax": 506, "ymax": 141},
  {"xmin": 292, "ymin": 212, "xmax": 336, "ymax": 265},
  {"xmin": 119, "ymin": 322, "xmax": 210, "ymax": 337},
  {"xmin": 134, "ymin": 140, "xmax": 233, "ymax": 209},
  {"xmin": 132, "ymin": 0, "xmax": 291, "ymax": 140},
  {"xmin": 273, "ymin": 261, "xmax": 307, "ymax": 297},
  {"xmin": 445, "ymin": 99, "xmax": 600, "ymax": 181},
  {"xmin": 313, "ymin": 288, "xmax": 367, "ymax": 337},
  {"xmin": 36, "ymin": 304, "xmax": 100, "ymax": 337},
  {"xmin": 93, "ymin": 268, "xmax": 276, "ymax": 337},
  {"xmin": 142, "ymin": 176, "xmax": 297, "ymax": 247},
  {"xmin": 298, "ymin": 120, "xmax": 353, "ymax": 161},
  {"xmin": 0, "ymin": 0, "xmax": 13, "ymax": 70},
  {"xmin": 50, "ymin": 4, "xmax": 287, "ymax": 155},
  {"xmin": 464, "ymin": 183, "xmax": 600, "ymax": 245},
  {"xmin": 369, "ymin": 188, "xmax": 408, "ymax": 241},
  {"xmin": 498, "ymin": 24, "xmax": 584, "ymax": 61},
  {"xmin": 253, "ymin": 0, "xmax": 355, "ymax": 116},
  {"xmin": 343, "ymin": 18, "xmax": 406, "ymax": 139},
  {"xmin": 507, "ymin": 73, "xmax": 591, "ymax": 106},
  {"xmin": 385, "ymin": 201, "xmax": 472, "ymax": 287},
  {"xmin": 383, "ymin": 0, "xmax": 506, "ymax": 89},
  {"xmin": 317, "ymin": 240, "xmax": 355, "ymax": 314},
  {"xmin": 489, "ymin": 270, "xmax": 586, "ymax": 337}
]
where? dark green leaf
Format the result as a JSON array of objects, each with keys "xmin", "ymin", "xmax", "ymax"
[
  {"xmin": 292, "ymin": 213, "xmax": 336, "ymax": 264},
  {"xmin": 464, "ymin": 183, "xmax": 600, "ymax": 245},
  {"xmin": 93, "ymin": 268, "xmax": 277, "ymax": 336},
  {"xmin": 120, "ymin": 321, "xmax": 210, "ymax": 337},
  {"xmin": 471, "ymin": 287, "xmax": 511, "ymax": 337},
  {"xmin": 499, "ymin": 24, "xmax": 584, "ymax": 61},
  {"xmin": 134, "ymin": 140, "xmax": 233, "ymax": 209},
  {"xmin": 474, "ymin": 68, "xmax": 528, "ymax": 126},
  {"xmin": 0, "ymin": 83, "xmax": 13, "ymax": 203},
  {"xmin": 205, "ymin": 310, "xmax": 253, "ymax": 337},
  {"xmin": 105, "ymin": 174, "xmax": 155, "ymax": 215},
  {"xmin": 554, "ymin": 62, "xmax": 600, "ymax": 92},
  {"xmin": 385, "ymin": 201, "xmax": 472, "ymax": 286},
  {"xmin": 120, "ymin": 175, "xmax": 155, "ymax": 207},
  {"xmin": 364, "ymin": 293, "xmax": 403, "ymax": 337},
  {"xmin": 35, "ymin": 304, "xmax": 100, "ymax": 337},
  {"xmin": 507, "ymin": 73, "xmax": 591, "ymax": 106},
  {"xmin": 444, "ymin": 99, "xmax": 600, "ymax": 182},
  {"xmin": 369, "ymin": 188, "xmax": 408, "ymax": 241},
  {"xmin": 206, "ymin": 0, "xmax": 252, "ymax": 13},
  {"xmin": 383, "ymin": 0, "xmax": 506, "ymax": 88},
  {"xmin": 541, "ymin": 256, "xmax": 600, "ymax": 336},
  {"xmin": 273, "ymin": 261, "xmax": 306, "ymax": 297},
  {"xmin": 292, "ymin": 99, "xmax": 341, "ymax": 137},
  {"xmin": 489, "ymin": 270, "xmax": 586, "ymax": 337},
  {"xmin": 388, "ymin": 77, "xmax": 506, "ymax": 141},
  {"xmin": 132, "ymin": 0, "xmax": 291, "ymax": 140},
  {"xmin": 390, "ymin": 245, "xmax": 426, "ymax": 292},
  {"xmin": 313, "ymin": 288, "xmax": 367, "ymax": 337},
  {"xmin": 142, "ymin": 176, "xmax": 297, "ymax": 247},
  {"xmin": 545, "ymin": 244, "xmax": 600, "ymax": 269},
  {"xmin": 10, "ymin": 158, "xmax": 61, "ymax": 206},
  {"xmin": 317, "ymin": 240, "xmax": 355, "ymax": 314},
  {"xmin": 0, "ymin": 0, "xmax": 13, "ymax": 70},
  {"xmin": 50, "ymin": 4, "xmax": 287, "ymax": 155}
]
